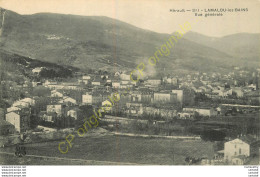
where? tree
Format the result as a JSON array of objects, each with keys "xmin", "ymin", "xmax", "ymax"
[
  {"xmin": 76, "ymin": 105, "xmax": 93, "ymax": 127},
  {"xmin": 34, "ymin": 97, "xmax": 51, "ymax": 113},
  {"xmin": 30, "ymin": 114, "xmax": 39, "ymax": 129},
  {"xmin": 200, "ymin": 130, "xmax": 226, "ymax": 141},
  {"xmin": 32, "ymin": 86, "xmax": 51, "ymax": 97},
  {"xmin": 39, "ymin": 68, "xmax": 57, "ymax": 78}
]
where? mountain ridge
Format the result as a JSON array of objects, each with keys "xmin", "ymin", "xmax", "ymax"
[
  {"xmin": 0, "ymin": 7, "xmax": 259, "ymax": 75},
  {"xmin": 183, "ymin": 31, "xmax": 260, "ymax": 63}
]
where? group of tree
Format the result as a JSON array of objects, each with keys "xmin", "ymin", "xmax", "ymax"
[
  {"xmin": 39, "ymin": 116, "xmax": 76, "ymax": 129},
  {"xmin": 39, "ymin": 68, "xmax": 72, "ymax": 79}
]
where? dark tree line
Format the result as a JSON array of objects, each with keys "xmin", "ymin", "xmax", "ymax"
[{"xmin": 39, "ymin": 68, "xmax": 72, "ymax": 78}]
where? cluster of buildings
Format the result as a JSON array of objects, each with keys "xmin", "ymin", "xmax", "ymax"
[
  {"xmin": 0, "ymin": 66, "xmax": 259, "ymax": 135},
  {"xmin": 181, "ymin": 69, "xmax": 259, "ymax": 101},
  {"xmin": 0, "ymin": 65, "xmax": 259, "ymax": 165}
]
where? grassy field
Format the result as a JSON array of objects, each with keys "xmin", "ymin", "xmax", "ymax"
[{"xmin": 0, "ymin": 134, "xmax": 215, "ymax": 165}]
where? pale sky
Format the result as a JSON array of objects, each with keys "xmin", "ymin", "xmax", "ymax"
[{"xmin": 0, "ymin": 0, "xmax": 259, "ymax": 37}]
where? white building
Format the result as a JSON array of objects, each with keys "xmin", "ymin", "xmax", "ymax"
[
  {"xmin": 120, "ymin": 74, "xmax": 130, "ymax": 81},
  {"xmin": 153, "ymin": 93, "xmax": 177, "ymax": 103},
  {"xmin": 92, "ymin": 81, "xmax": 101, "ymax": 86},
  {"xmin": 12, "ymin": 101, "xmax": 29, "ymax": 108},
  {"xmin": 146, "ymin": 79, "xmax": 161, "ymax": 86},
  {"xmin": 172, "ymin": 90, "xmax": 183, "ymax": 104},
  {"xmin": 67, "ymin": 109, "xmax": 78, "ymax": 120},
  {"xmin": 47, "ymin": 105, "xmax": 63, "ymax": 116},
  {"xmin": 51, "ymin": 90, "xmax": 63, "ymax": 98},
  {"xmin": 5, "ymin": 111, "xmax": 30, "ymax": 133},
  {"xmin": 177, "ymin": 112, "xmax": 194, "ymax": 119},
  {"xmin": 82, "ymin": 93, "xmax": 92, "ymax": 105},
  {"xmin": 224, "ymin": 138, "xmax": 249, "ymax": 163},
  {"xmin": 59, "ymin": 96, "xmax": 77, "ymax": 105},
  {"xmin": 82, "ymin": 75, "xmax": 91, "ymax": 80},
  {"xmin": 112, "ymin": 82, "xmax": 120, "ymax": 88},
  {"xmin": 224, "ymin": 136, "xmax": 258, "ymax": 165},
  {"xmin": 7, "ymin": 107, "xmax": 21, "ymax": 113},
  {"xmin": 232, "ymin": 88, "xmax": 244, "ymax": 98},
  {"xmin": 21, "ymin": 98, "xmax": 35, "ymax": 106},
  {"xmin": 126, "ymin": 103, "xmax": 143, "ymax": 116},
  {"xmin": 32, "ymin": 67, "xmax": 44, "ymax": 74},
  {"xmin": 101, "ymin": 100, "xmax": 113, "ymax": 112},
  {"xmin": 183, "ymin": 107, "xmax": 217, "ymax": 117},
  {"xmin": 6, "ymin": 112, "xmax": 20, "ymax": 132}
]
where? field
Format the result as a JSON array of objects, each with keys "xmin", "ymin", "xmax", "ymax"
[{"xmin": 0, "ymin": 134, "xmax": 215, "ymax": 165}]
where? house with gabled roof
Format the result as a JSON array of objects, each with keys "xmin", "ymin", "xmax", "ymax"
[
  {"xmin": 224, "ymin": 135, "xmax": 259, "ymax": 165},
  {"xmin": 7, "ymin": 106, "xmax": 21, "ymax": 113},
  {"xmin": 51, "ymin": 90, "xmax": 63, "ymax": 98},
  {"xmin": 59, "ymin": 96, "xmax": 77, "ymax": 106}
]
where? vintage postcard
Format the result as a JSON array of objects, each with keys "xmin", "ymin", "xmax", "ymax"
[{"xmin": 0, "ymin": 0, "xmax": 259, "ymax": 170}]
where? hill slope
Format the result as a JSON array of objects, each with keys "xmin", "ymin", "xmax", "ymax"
[
  {"xmin": 184, "ymin": 31, "xmax": 260, "ymax": 63},
  {"xmin": 0, "ymin": 7, "xmax": 258, "ymax": 75}
]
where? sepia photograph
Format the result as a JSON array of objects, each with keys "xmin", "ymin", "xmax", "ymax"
[{"xmin": 0, "ymin": 0, "xmax": 259, "ymax": 172}]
